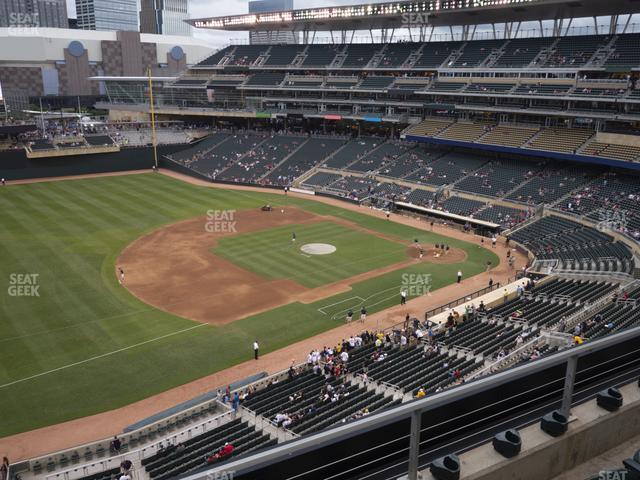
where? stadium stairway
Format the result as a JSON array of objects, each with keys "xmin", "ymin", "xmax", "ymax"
[
  {"xmin": 341, "ymin": 140, "xmax": 401, "ymax": 172},
  {"xmin": 254, "ymin": 137, "xmax": 311, "ymax": 182},
  {"xmin": 212, "ymin": 135, "xmax": 283, "ymax": 179}
]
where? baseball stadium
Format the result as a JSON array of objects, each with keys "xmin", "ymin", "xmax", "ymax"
[{"xmin": 2, "ymin": 1, "xmax": 640, "ymax": 480}]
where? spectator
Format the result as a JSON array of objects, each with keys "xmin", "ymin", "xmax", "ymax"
[
  {"xmin": 120, "ymin": 459, "xmax": 132, "ymax": 475},
  {"xmin": 1, "ymin": 457, "xmax": 9, "ymax": 480},
  {"xmin": 206, "ymin": 443, "xmax": 234, "ymax": 463},
  {"xmin": 110, "ymin": 436, "xmax": 121, "ymax": 455}
]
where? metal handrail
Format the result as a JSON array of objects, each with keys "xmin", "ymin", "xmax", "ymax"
[
  {"xmin": 468, "ymin": 333, "xmax": 542, "ymax": 380},
  {"xmin": 424, "ymin": 283, "xmax": 502, "ymax": 320},
  {"xmin": 43, "ymin": 408, "xmax": 236, "ymax": 480}
]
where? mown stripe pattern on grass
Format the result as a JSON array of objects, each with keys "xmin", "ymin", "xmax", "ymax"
[{"xmin": 0, "ymin": 173, "xmax": 497, "ymax": 437}]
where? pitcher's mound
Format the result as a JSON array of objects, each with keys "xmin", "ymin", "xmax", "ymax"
[{"xmin": 301, "ymin": 243, "xmax": 337, "ymax": 255}]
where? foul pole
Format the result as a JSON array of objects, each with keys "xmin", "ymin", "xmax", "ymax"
[{"xmin": 147, "ymin": 67, "xmax": 158, "ymax": 169}]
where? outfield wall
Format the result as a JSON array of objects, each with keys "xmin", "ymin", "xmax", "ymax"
[{"xmin": 0, "ymin": 146, "xmax": 184, "ymax": 181}]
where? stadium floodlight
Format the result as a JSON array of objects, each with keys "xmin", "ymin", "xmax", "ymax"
[{"xmin": 190, "ymin": 0, "xmax": 545, "ymax": 29}]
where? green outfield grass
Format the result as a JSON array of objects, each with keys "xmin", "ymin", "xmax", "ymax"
[
  {"xmin": 214, "ymin": 221, "xmax": 408, "ymax": 288},
  {"xmin": 0, "ymin": 173, "xmax": 498, "ymax": 438}
]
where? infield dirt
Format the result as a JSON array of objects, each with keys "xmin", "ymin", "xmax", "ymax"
[{"xmin": 118, "ymin": 207, "xmax": 466, "ymax": 325}]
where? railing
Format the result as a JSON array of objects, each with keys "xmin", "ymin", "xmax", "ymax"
[
  {"xmin": 227, "ymin": 363, "xmax": 312, "ymax": 399},
  {"xmin": 185, "ymin": 325, "xmax": 640, "ymax": 480},
  {"xmin": 43, "ymin": 408, "xmax": 236, "ymax": 480},
  {"xmin": 239, "ymin": 406, "xmax": 298, "ymax": 443},
  {"xmin": 562, "ymin": 282, "xmax": 631, "ymax": 331},
  {"xmin": 424, "ymin": 282, "xmax": 502, "ymax": 321},
  {"xmin": 27, "ymin": 391, "xmax": 225, "ymax": 474},
  {"xmin": 468, "ymin": 333, "xmax": 543, "ymax": 379}
]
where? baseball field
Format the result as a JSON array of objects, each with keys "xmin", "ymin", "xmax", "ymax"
[{"xmin": 0, "ymin": 173, "xmax": 498, "ymax": 438}]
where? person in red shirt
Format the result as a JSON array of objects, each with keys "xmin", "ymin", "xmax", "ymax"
[{"xmin": 206, "ymin": 443, "xmax": 234, "ymax": 464}]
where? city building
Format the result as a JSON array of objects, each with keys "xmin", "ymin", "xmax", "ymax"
[
  {"xmin": 0, "ymin": 27, "xmax": 212, "ymax": 110},
  {"xmin": 0, "ymin": 0, "xmax": 68, "ymax": 28},
  {"xmin": 140, "ymin": 0, "xmax": 191, "ymax": 36},
  {"xmin": 75, "ymin": 0, "xmax": 138, "ymax": 31}
]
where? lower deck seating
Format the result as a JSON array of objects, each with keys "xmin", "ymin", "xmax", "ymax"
[
  {"xmin": 405, "ymin": 153, "xmax": 486, "ymax": 187},
  {"xmin": 506, "ymin": 166, "xmax": 594, "ymax": 205},
  {"xmin": 362, "ymin": 345, "xmax": 483, "ymax": 395},
  {"xmin": 455, "ymin": 159, "xmax": 539, "ymax": 198},
  {"xmin": 264, "ymin": 137, "xmax": 345, "ymax": 185},
  {"xmin": 302, "ymin": 171, "xmax": 342, "ymax": 187},
  {"xmin": 244, "ymin": 369, "xmax": 393, "ymax": 436},
  {"xmin": 474, "ymin": 205, "xmax": 532, "ymax": 229},
  {"xmin": 218, "ymin": 135, "xmax": 303, "ymax": 182},
  {"xmin": 141, "ymin": 419, "xmax": 274, "ymax": 480},
  {"xmin": 510, "ymin": 216, "xmax": 634, "ymax": 273},
  {"xmin": 556, "ymin": 173, "xmax": 640, "ymax": 239},
  {"xmin": 583, "ymin": 302, "xmax": 640, "ymax": 339},
  {"xmin": 438, "ymin": 196, "xmax": 486, "ymax": 216},
  {"xmin": 378, "ymin": 147, "xmax": 434, "ymax": 179},
  {"xmin": 405, "ymin": 188, "xmax": 436, "ymax": 207},
  {"xmin": 435, "ymin": 319, "xmax": 526, "ymax": 356}
]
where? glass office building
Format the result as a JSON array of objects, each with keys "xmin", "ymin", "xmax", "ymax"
[
  {"xmin": 0, "ymin": 0, "xmax": 68, "ymax": 28},
  {"xmin": 140, "ymin": 0, "xmax": 191, "ymax": 36},
  {"xmin": 75, "ymin": 0, "xmax": 138, "ymax": 31}
]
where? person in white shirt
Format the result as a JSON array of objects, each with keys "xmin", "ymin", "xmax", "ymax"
[
  {"xmin": 340, "ymin": 351, "xmax": 349, "ymax": 363},
  {"xmin": 253, "ymin": 340, "xmax": 259, "ymax": 360}
]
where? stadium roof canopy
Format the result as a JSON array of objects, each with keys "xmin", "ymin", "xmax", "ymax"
[{"xmin": 188, "ymin": 0, "xmax": 640, "ymax": 31}]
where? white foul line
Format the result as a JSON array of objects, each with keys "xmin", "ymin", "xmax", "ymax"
[
  {"xmin": 0, "ymin": 324, "xmax": 207, "ymax": 390},
  {"xmin": 317, "ymin": 296, "xmax": 364, "ymax": 315}
]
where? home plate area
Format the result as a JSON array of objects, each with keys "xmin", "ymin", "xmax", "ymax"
[{"xmin": 300, "ymin": 243, "xmax": 337, "ymax": 255}]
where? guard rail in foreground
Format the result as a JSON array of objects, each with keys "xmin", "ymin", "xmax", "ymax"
[{"xmin": 183, "ymin": 324, "xmax": 640, "ymax": 480}]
